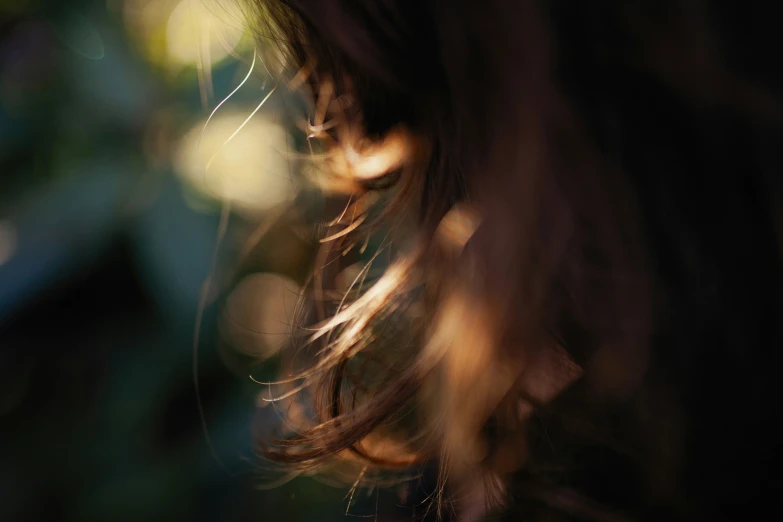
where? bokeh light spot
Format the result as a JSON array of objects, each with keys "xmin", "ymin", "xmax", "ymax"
[
  {"xmin": 174, "ymin": 111, "xmax": 295, "ymax": 212},
  {"xmin": 223, "ymin": 273, "xmax": 301, "ymax": 359},
  {"xmin": 165, "ymin": 0, "xmax": 244, "ymax": 68}
]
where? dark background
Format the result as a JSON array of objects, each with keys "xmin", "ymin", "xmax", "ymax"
[{"xmin": 0, "ymin": 1, "xmax": 416, "ymax": 520}]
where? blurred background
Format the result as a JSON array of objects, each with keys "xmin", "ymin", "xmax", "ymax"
[{"xmin": 0, "ymin": 1, "xmax": 412, "ymax": 520}]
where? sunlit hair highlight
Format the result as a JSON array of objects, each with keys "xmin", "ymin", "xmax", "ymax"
[
  {"xmin": 240, "ymin": 1, "xmax": 783, "ymax": 521},
  {"xmin": 239, "ymin": 0, "xmax": 629, "ymax": 514}
]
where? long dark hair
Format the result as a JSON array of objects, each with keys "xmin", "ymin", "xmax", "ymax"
[{"xmin": 244, "ymin": 1, "xmax": 783, "ymax": 519}]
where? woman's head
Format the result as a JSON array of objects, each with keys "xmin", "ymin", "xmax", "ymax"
[{"xmin": 245, "ymin": 1, "xmax": 783, "ymax": 519}]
